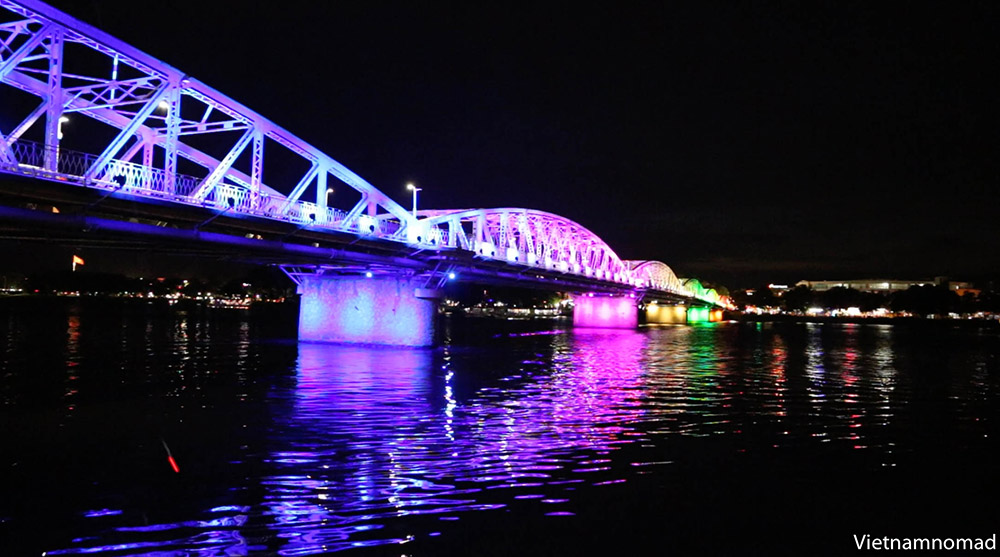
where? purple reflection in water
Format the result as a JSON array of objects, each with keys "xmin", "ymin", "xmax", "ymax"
[
  {"xmin": 41, "ymin": 324, "xmax": 763, "ymax": 556},
  {"xmin": 23, "ymin": 309, "xmax": 999, "ymax": 557},
  {"xmin": 255, "ymin": 330, "xmax": 649, "ymax": 554}
]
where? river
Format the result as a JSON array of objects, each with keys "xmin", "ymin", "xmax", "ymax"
[{"xmin": 1, "ymin": 298, "xmax": 997, "ymax": 555}]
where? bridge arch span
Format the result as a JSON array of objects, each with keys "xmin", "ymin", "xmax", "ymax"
[
  {"xmin": 624, "ymin": 260, "xmax": 686, "ymax": 294},
  {"xmin": 682, "ymin": 278, "xmax": 723, "ymax": 305},
  {"xmin": 416, "ymin": 208, "xmax": 634, "ymax": 284}
]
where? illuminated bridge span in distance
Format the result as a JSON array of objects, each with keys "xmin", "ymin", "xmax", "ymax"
[{"xmin": 0, "ymin": 0, "xmax": 731, "ymax": 345}]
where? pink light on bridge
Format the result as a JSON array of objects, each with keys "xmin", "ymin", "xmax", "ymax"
[{"xmin": 572, "ymin": 295, "xmax": 638, "ymax": 329}]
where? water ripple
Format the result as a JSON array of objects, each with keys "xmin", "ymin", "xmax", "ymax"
[{"xmin": 0, "ymin": 305, "xmax": 996, "ymax": 554}]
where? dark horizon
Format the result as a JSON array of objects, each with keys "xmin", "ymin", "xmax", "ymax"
[
  {"xmin": 2, "ymin": 243, "xmax": 998, "ymax": 294},
  {"xmin": 3, "ymin": 1, "xmax": 998, "ymax": 288}
]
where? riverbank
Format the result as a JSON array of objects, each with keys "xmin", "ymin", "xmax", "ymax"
[{"xmin": 727, "ymin": 311, "xmax": 1000, "ymax": 329}]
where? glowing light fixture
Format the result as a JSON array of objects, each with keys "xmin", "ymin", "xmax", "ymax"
[
  {"xmin": 687, "ymin": 307, "xmax": 710, "ymax": 323},
  {"xmin": 572, "ymin": 294, "xmax": 638, "ymax": 329},
  {"xmin": 57, "ymin": 115, "xmax": 69, "ymax": 139},
  {"xmin": 357, "ymin": 214, "xmax": 377, "ymax": 235},
  {"xmin": 406, "ymin": 182, "xmax": 422, "ymax": 218}
]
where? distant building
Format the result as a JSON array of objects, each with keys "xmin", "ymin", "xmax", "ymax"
[
  {"xmin": 946, "ymin": 281, "xmax": 981, "ymax": 297},
  {"xmin": 794, "ymin": 279, "xmax": 934, "ymax": 293},
  {"xmin": 767, "ymin": 283, "xmax": 790, "ymax": 296}
]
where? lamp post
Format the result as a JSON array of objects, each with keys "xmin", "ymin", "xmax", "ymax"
[
  {"xmin": 57, "ymin": 115, "xmax": 69, "ymax": 140},
  {"xmin": 406, "ymin": 182, "xmax": 421, "ymax": 219},
  {"xmin": 52, "ymin": 115, "xmax": 69, "ymax": 170},
  {"xmin": 325, "ymin": 187, "xmax": 334, "ymax": 206}
]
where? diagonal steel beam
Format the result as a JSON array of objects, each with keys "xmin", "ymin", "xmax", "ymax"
[
  {"xmin": 189, "ymin": 128, "xmax": 253, "ymax": 202},
  {"xmin": 4, "ymin": 98, "xmax": 46, "ymax": 145},
  {"xmin": 0, "ymin": 129, "xmax": 14, "ymax": 164},
  {"xmin": 281, "ymin": 162, "xmax": 319, "ymax": 212},
  {"xmin": 83, "ymin": 83, "xmax": 168, "ymax": 182},
  {"xmin": 0, "ymin": 21, "xmax": 53, "ymax": 80}
]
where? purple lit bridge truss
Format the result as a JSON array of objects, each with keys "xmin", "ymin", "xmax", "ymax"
[{"xmin": 0, "ymin": 0, "xmax": 730, "ymax": 310}]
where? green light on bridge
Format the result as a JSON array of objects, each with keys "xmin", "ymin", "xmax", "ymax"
[{"xmin": 687, "ymin": 307, "xmax": 711, "ymax": 323}]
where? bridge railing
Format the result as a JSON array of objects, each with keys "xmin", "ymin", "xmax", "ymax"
[{"xmin": 2, "ymin": 139, "xmax": 408, "ymax": 237}]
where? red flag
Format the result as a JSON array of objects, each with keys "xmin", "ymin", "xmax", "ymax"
[{"xmin": 72, "ymin": 255, "xmax": 84, "ymax": 266}]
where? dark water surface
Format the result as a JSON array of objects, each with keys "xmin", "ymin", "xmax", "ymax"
[{"xmin": 1, "ymin": 298, "xmax": 998, "ymax": 556}]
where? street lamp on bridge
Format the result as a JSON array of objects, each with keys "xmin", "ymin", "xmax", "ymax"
[
  {"xmin": 406, "ymin": 182, "xmax": 421, "ymax": 219},
  {"xmin": 57, "ymin": 115, "xmax": 69, "ymax": 140},
  {"xmin": 50, "ymin": 115, "xmax": 70, "ymax": 170}
]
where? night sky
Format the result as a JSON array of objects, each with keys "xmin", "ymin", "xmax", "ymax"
[{"xmin": 7, "ymin": 1, "xmax": 1000, "ymax": 287}]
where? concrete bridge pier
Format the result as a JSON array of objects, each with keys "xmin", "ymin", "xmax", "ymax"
[
  {"xmin": 642, "ymin": 302, "xmax": 726, "ymax": 324},
  {"xmin": 686, "ymin": 306, "xmax": 725, "ymax": 323},
  {"xmin": 644, "ymin": 302, "xmax": 689, "ymax": 324},
  {"xmin": 572, "ymin": 294, "xmax": 638, "ymax": 329},
  {"xmin": 297, "ymin": 272, "xmax": 442, "ymax": 347}
]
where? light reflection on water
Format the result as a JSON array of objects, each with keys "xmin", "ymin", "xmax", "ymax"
[
  {"xmin": 0, "ymin": 302, "xmax": 997, "ymax": 555},
  {"xmin": 258, "ymin": 331, "xmax": 653, "ymax": 554}
]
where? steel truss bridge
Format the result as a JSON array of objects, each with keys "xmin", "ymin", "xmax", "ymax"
[{"xmin": 0, "ymin": 0, "xmax": 731, "ymax": 310}]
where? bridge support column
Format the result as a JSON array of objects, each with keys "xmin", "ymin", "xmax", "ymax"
[
  {"xmin": 572, "ymin": 294, "xmax": 638, "ymax": 329},
  {"xmin": 644, "ymin": 303, "xmax": 689, "ymax": 324},
  {"xmin": 298, "ymin": 274, "xmax": 441, "ymax": 347},
  {"xmin": 686, "ymin": 307, "xmax": 725, "ymax": 323}
]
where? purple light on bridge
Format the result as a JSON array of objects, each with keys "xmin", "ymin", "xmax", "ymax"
[
  {"xmin": 0, "ymin": 0, "xmax": 720, "ymax": 329},
  {"xmin": 571, "ymin": 295, "xmax": 638, "ymax": 329},
  {"xmin": 299, "ymin": 275, "xmax": 438, "ymax": 346}
]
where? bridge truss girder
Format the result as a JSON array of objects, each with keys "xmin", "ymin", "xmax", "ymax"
[
  {"xmin": 625, "ymin": 260, "xmax": 689, "ymax": 296},
  {"xmin": 414, "ymin": 208, "xmax": 634, "ymax": 285},
  {"xmin": 0, "ymin": 0, "xmax": 414, "ymax": 238},
  {"xmin": 0, "ymin": 0, "xmax": 729, "ymax": 309}
]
